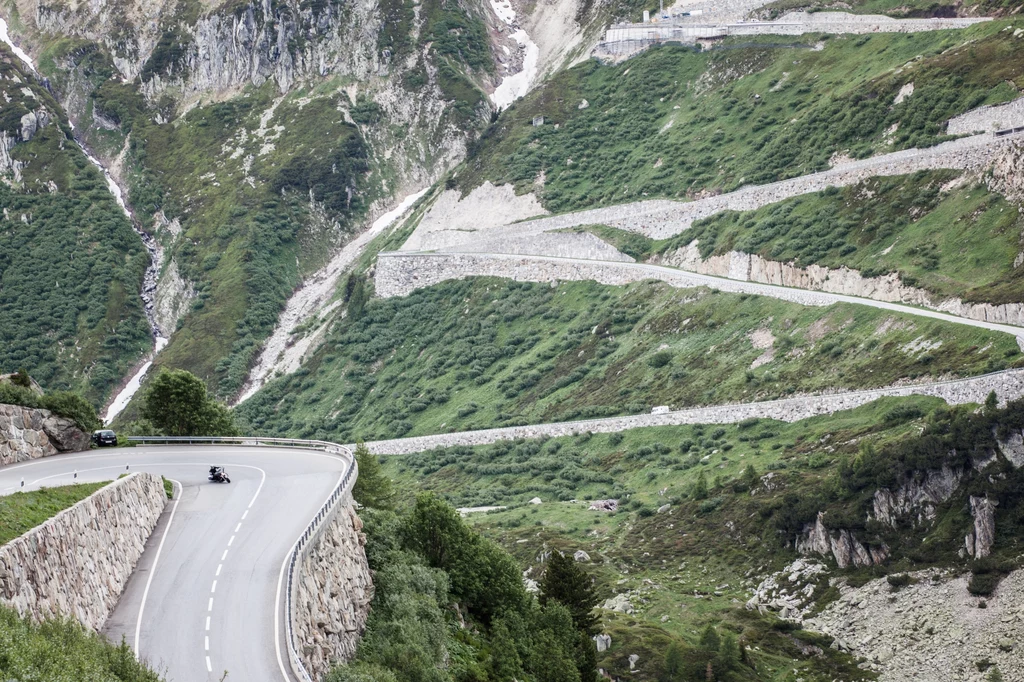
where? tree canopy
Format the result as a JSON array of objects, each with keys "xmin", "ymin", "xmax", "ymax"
[{"xmin": 140, "ymin": 369, "xmax": 238, "ymax": 436}]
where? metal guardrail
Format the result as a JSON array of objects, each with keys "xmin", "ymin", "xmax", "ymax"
[{"xmin": 129, "ymin": 436, "xmax": 357, "ymax": 682}]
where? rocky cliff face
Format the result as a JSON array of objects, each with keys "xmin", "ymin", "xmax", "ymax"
[
  {"xmin": 871, "ymin": 467, "xmax": 964, "ymax": 529},
  {"xmin": 797, "ymin": 437, "xmax": 1023, "ymax": 569},
  {"xmin": 0, "ymin": 473, "xmax": 167, "ymax": 630},
  {"xmin": 795, "ymin": 512, "xmax": 890, "ymax": 568},
  {"xmin": 0, "ymin": 403, "xmax": 90, "ymax": 466},
  {"xmin": 293, "ymin": 496, "xmax": 373, "ymax": 679},
  {"xmin": 966, "ymin": 496, "xmax": 998, "ymax": 559}
]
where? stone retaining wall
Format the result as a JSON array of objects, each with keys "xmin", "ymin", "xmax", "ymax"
[
  {"xmin": 1, "ymin": 403, "xmax": 90, "ymax": 466},
  {"xmin": 656, "ymin": 243, "xmax": 1024, "ymax": 327},
  {"xmin": 0, "ymin": 472, "xmax": 167, "ymax": 630},
  {"xmin": 292, "ymin": 491, "xmax": 373, "ymax": 680},
  {"xmin": 947, "ymin": 96, "xmax": 1024, "ymax": 136},
  {"xmin": 361, "ymin": 366, "xmax": 1024, "ymax": 455},
  {"xmin": 374, "ymin": 251, "xmax": 838, "ymax": 306}
]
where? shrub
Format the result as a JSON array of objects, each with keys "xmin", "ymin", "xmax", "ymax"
[
  {"xmin": 647, "ymin": 351, "xmax": 673, "ymax": 368},
  {"xmin": 886, "ymin": 573, "xmax": 914, "ymax": 591}
]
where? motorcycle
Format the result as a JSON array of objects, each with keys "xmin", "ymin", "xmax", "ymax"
[{"xmin": 208, "ymin": 465, "xmax": 231, "ymax": 484}]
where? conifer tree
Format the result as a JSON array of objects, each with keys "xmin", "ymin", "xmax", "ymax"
[
  {"xmin": 351, "ymin": 441, "xmax": 395, "ymax": 510},
  {"xmin": 698, "ymin": 624, "xmax": 720, "ymax": 652},
  {"xmin": 539, "ymin": 551, "xmax": 600, "ymax": 635}
]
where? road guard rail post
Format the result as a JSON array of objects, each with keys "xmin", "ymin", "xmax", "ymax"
[{"xmin": 128, "ymin": 436, "xmax": 358, "ymax": 682}]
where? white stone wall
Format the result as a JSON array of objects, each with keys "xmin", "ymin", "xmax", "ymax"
[
  {"xmin": 359, "ymin": 361, "xmax": 1024, "ymax": 454},
  {"xmin": 656, "ymin": 244, "xmax": 1024, "ymax": 328},
  {"xmin": 292, "ymin": 492, "xmax": 373, "ymax": 680},
  {"xmin": 0, "ymin": 473, "xmax": 168, "ymax": 630},
  {"xmin": 374, "ymin": 251, "xmax": 838, "ymax": 306},
  {"xmin": 0, "ymin": 403, "xmax": 91, "ymax": 466},
  {"xmin": 947, "ymin": 96, "xmax": 1024, "ymax": 135}
]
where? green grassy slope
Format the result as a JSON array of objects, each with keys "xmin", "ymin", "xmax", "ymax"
[
  {"xmin": 235, "ymin": 277, "xmax": 1021, "ymax": 442},
  {"xmin": 0, "ymin": 481, "xmax": 109, "ymax": 545},
  {"xmin": 0, "ymin": 46, "xmax": 151, "ymax": 405},
  {"xmin": 382, "ymin": 395, "xmax": 1024, "ymax": 680},
  {"xmin": 23, "ymin": 0, "xmax": 496, "ymax": 400},
  {"xmin": 460, "ymin": 21, "xmax": 1024, "ymax": 213},
  {"xmin": 574, "ymin": 171, "xmax": 1024, "ymax": 306}
]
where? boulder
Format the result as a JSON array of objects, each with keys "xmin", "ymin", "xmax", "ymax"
[
  {"xmin": 41, "ymin": 415, "xmax": 90, "ymax": 452},
  {"xmin": 594, "ymin": 634, "xmax": 611, "ymax": 652}
]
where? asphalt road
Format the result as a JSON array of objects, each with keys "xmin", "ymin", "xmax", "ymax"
[
  {"xmin": 0, "ymin": 446, "xmax": 349, "ymax": 682},
  {"xmin": 440, "ymin": 252, "xmax": 1024, "ymax": 340}
]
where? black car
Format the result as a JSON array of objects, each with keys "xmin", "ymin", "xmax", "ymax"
[{"xmin": 92, "ymin": 429, "xmax": 118, "ymax": 447}]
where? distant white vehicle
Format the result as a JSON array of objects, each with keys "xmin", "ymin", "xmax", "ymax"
[{"xmin": 651, "ymin": 405, "xmax": 670, "ymax": 414}]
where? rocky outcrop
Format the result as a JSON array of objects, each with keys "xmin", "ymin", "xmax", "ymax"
[
  {"xmin": 996, "ymin": 428, "xmax": 1024, "ymax": 468},
  {"xmin": 871, "ymin": 467, "xmax": 964, "ymax": 528},
  {"xmin": 0, "ymin": 403, "xmax": 90, "ymax": 466},
  {"xmin": 966, "ymin": 496, "xmax": 998, "ymax": 559},
  {"xmin": 796, "ymin": 512, "xmax": 889, "ymax": 568},
  {"xmin": 807, "ymin": 568, "xmax": 1024, "ymax": 682},
  {"xmin": 292, "ymin": 494, "xmax": 373, "ymax": 679},
  {"xmin": 746, "ymin": 558, "xmax": 828, "ymax": 621},
  {"xmin": 0, "ymin": 473, "xmax": 167, "ymax": 630}
]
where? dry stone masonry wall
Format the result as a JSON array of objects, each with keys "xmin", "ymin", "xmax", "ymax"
[
  {"xmin": 292, "ymin": 492, "xmax": 373, "ymax": 680},
  {"xmin": 597, "ymin": 12, "xmax": 989, "ymax": 59},
  {"xmin": 359, "ymin": 358, "xmax": 1024, "ymax": 455},
  {"xmin": 374, "ymin": 252, "xmax": 1024, "ymax": 344},
  {"xmin": 948, "ymin": 96, "xmax": 1024, "ymax": 135},
  {"xmin": 374, "ymin": 251, "xmax": 839, "ymax": 306},
  {"xmin": 0, "ymin": 473, "xmax": 167, "ymax": 630},
  {"xmin": 0, "ymin": 403, "xmax": 90, "ymax": 466},
  {"xmin": 655, "ymin": 244, "xmax": 1024, "ymax": 328}
]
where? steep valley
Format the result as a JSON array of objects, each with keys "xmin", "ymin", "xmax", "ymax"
[{"xmin": 3, "ymin": 0, "xmax": 1024, "ymax": 680}]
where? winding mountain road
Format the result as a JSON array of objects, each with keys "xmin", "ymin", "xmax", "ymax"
[{"xmin": 0, "ymin": 446, "xmax": 350, "ymax": 682}]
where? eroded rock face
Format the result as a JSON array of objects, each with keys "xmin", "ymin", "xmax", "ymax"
[
  {"xmin": 293, "ymin": 496, "xmax": 373, "ymax": 679},
  {"xmin": 0, "ymin": 473, "xmax": 167, "ymax": 630},
  {"xmin": 872, "ymin": 467, "xmax": 964, "ymax": 529},
  {"xmin": 966, "ymin": 496, "xmax": 998, "ymax": 559},
  {"xmin": 0, "ymin": 403, "xmax": 89, "ymax": 466},
  {"xmin": 996, "ymin": 429, "xmax": 1024, "ymax": 468},
  {"xmin": 796, "ymin": 512, "xmax": 889, "ymax": 568}
]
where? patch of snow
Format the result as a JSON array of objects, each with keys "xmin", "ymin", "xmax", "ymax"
[
  {"xmin": 458, "ymin": 505, "xmax": 507, "ymax": 515},
  {"xmin": 489, "ymin": 0, "xmax": 517, "ymax": 25},
  {"xmin": 488, "ymin": 0, "xmax": 539, "ymax": 109},
  {"xmin": 235, "ymin": 187, "xmax": 430, "ymax": 404},
  {"xmin": 492, "ymin": 30, "xmax": 539, "ymax": 109},
  {"xmin": 103, "ymin": 337, "xmax": 169, "ymax": 424},
  {"xmin": 0, "ymin": 16, "xmax": 36, "ymax": 72}
]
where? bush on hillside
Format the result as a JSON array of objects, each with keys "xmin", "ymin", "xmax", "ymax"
[
  {"xmin": 140, "ymin": 369, "xmax": 238, "ymax": 437},
  {"xmin": 0, "ymin": 605, "xmax": 163, "ymax": 681}
]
